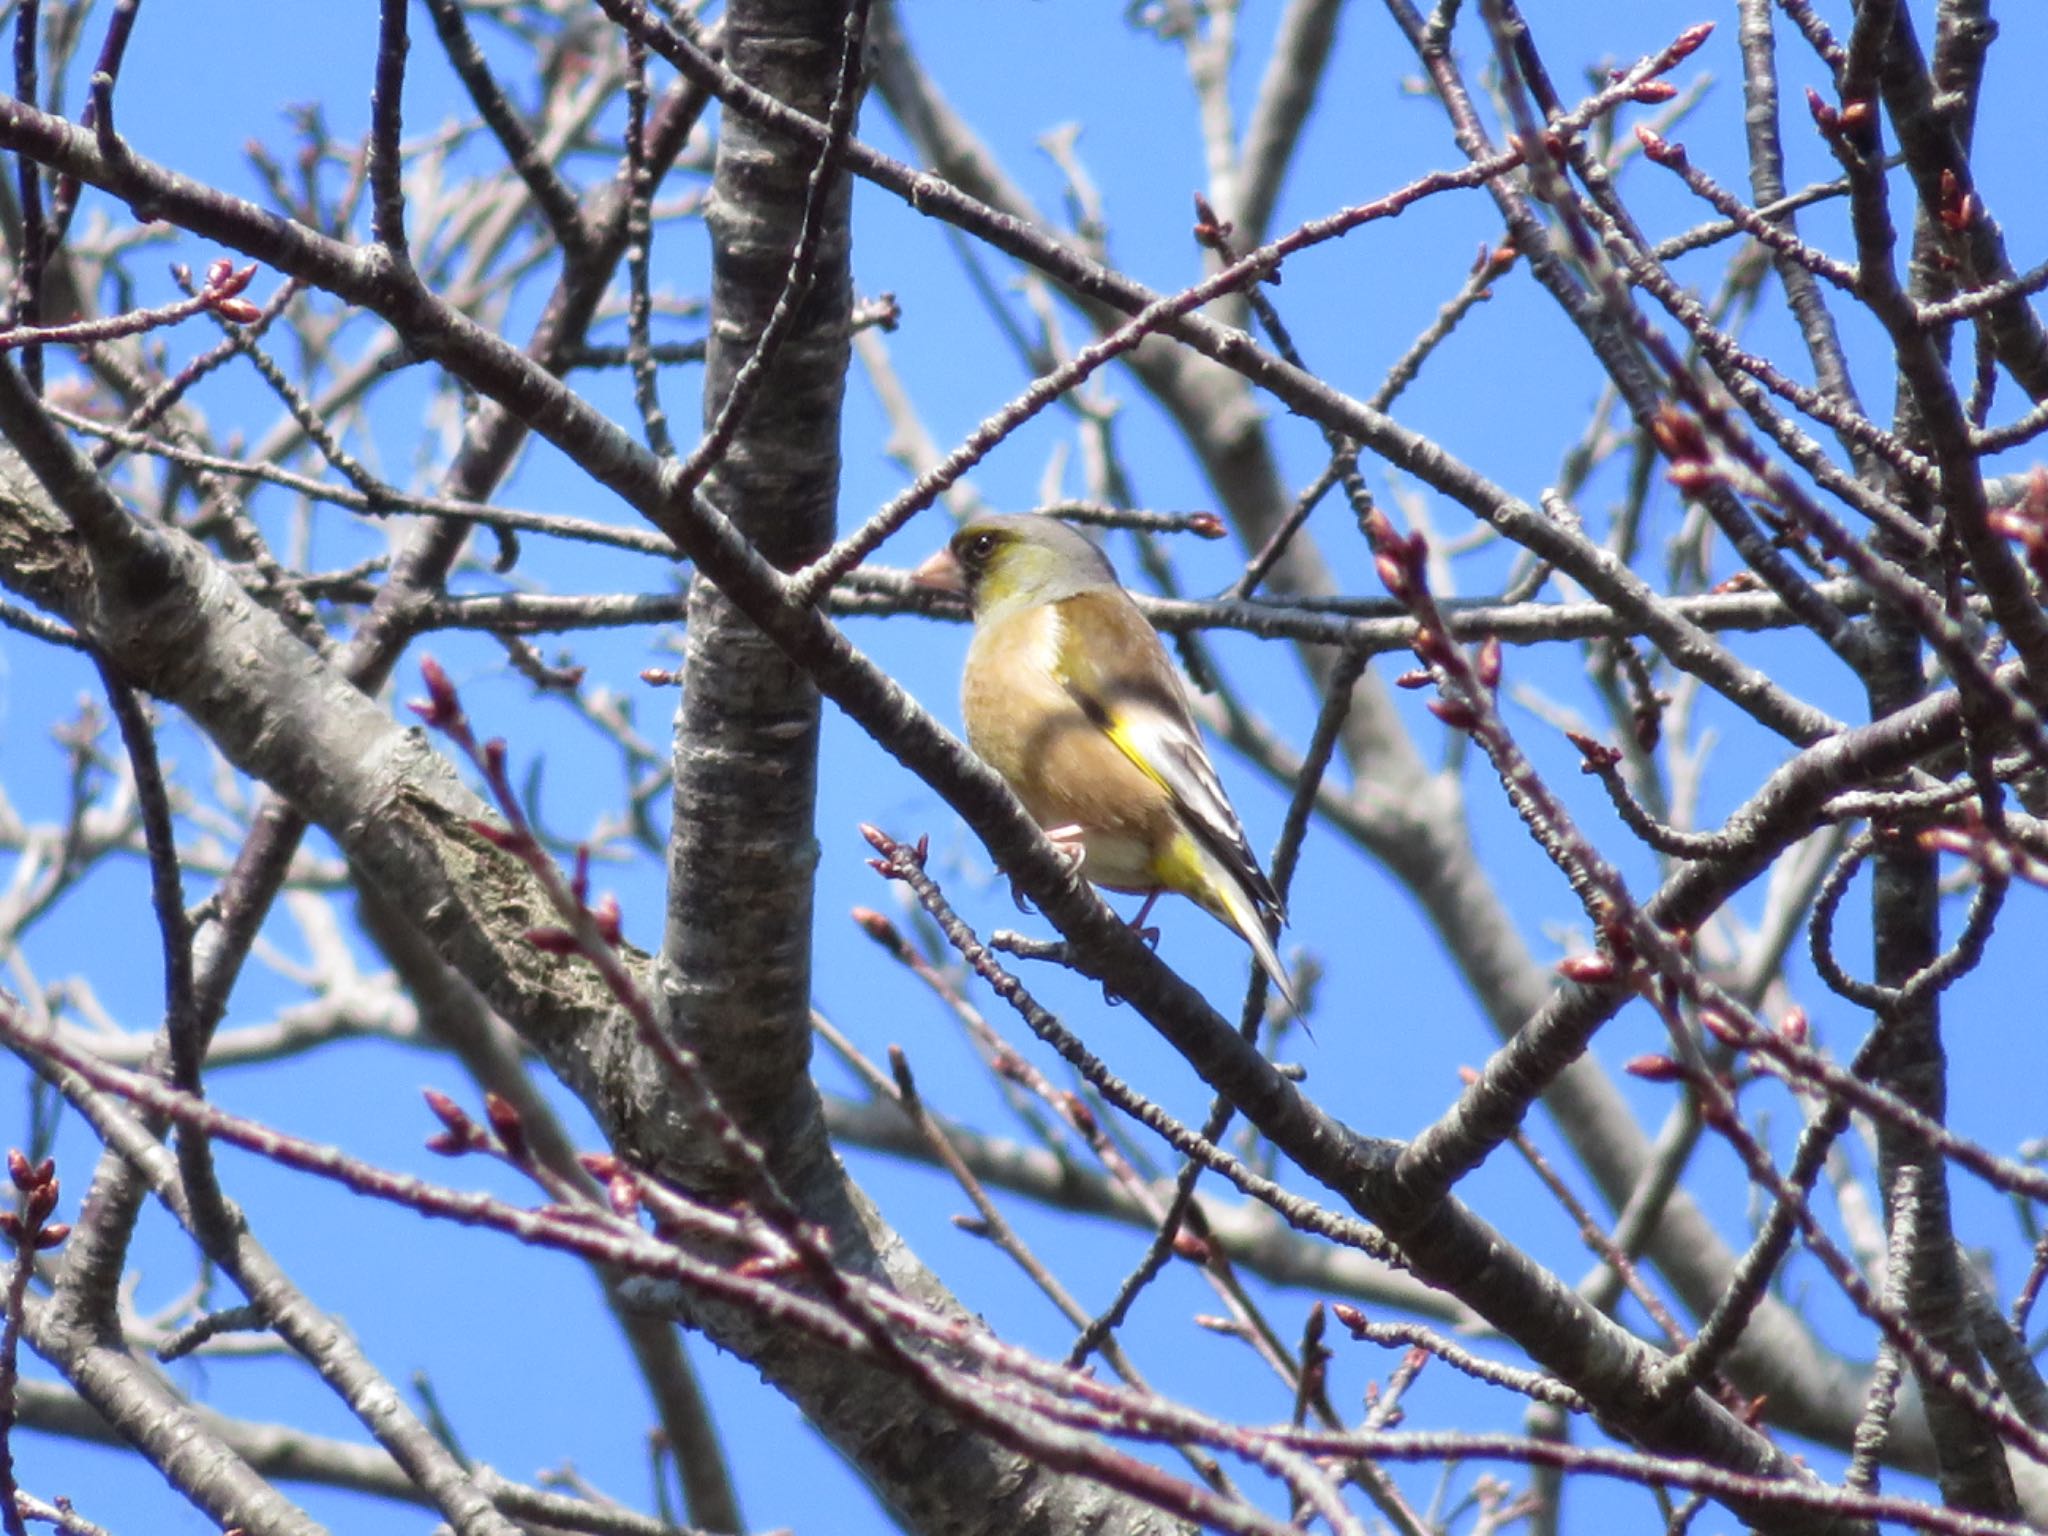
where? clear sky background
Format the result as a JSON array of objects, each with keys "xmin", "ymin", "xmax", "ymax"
[{"xmin": 7, "ymin": 1, "xmax": 2048, "ymax": 1531}]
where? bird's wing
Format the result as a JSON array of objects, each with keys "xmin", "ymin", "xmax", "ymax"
[{"xmin": 1055, "ymin": 591, "xmax": 1286, "ymax": 926}]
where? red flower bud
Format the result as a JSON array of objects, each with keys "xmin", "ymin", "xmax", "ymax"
[
  {"xmin": 1062, "ymin": 1094, "xmax": 1099, "ymax": 1138},
  {"xmin": 1699, "ymin": 1009, "xmax": 1746, "ymax": 1047},
  {"xmin": 1427, "ymin": 697, "xmax": 1478, "ymax": 731},
  {"xmin": 850, "ymin": 907, "xmax": 907, "ymax": 957},
  {"xmin": 423, "ymin": 1090, "xmax": 472, "ymax": 1136},
  {"xmin": 1566, "ymin": 730, "xmax": 1622, "ymax": 770},
  {"xmin": 1625, "ymin": 1054, "xmax": 1683, "ymax": 1082},
  {"xmin": 1476, "ymin": 636, "xmax": 1503, "ymax": 691},
  {"xmin": 413, "ymin": 656, "xmax": 463, "ymax": 732},
  {"xmin": 1649, "ymin": 406, "xmax": 1708, "ymax": 463},
  {"xmin": 1635, "ymin": 127, "xmax": 1684, "ymax": 167},
  {"xmin": 591, "ymin": 894, "xmax": 623, "ymax": 948},
  {"xmin": 484, "ymin": 1093, "xmax": 526, "ymax": 1160},
  {"xmin": 1556, "ymin": 951, "xmax": 1617, "ymax": 984}
]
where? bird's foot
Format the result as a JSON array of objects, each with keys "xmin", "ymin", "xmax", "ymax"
[
  {"xmin": 1012, "ymin": 825, "xmax": 1088, "ymax": 912},
  {"xmin": 1128, "ymin": 891, "xmax": 1161, "ymax": 947},
  {"xmin": 1041, "ymin": 823, "xmax": 1089, "ymax": 872}
]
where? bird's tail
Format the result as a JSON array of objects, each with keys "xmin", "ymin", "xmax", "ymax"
[{"xmin": 1185, "ymin": 839, "xmax": 1299, "ymax": 1015}]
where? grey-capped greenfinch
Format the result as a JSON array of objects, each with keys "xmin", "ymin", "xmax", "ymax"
[{"xmin": 914, "ymin": 514, "xmax": 1296, "ymax": 1009}]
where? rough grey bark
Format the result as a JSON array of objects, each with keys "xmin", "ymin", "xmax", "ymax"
[{"xmin": 660, "ymin": 0, "xmax": 849, "ymax": 1173}]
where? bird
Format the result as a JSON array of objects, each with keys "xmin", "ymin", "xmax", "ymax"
[{"xmin": 912, "ymin": 512, "xmax": 1297, "ymax": 1010}]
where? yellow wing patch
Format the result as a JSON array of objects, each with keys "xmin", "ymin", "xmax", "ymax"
[{"xmin": 1100, "ymin": 715, "xmax": 1172, "ymax": 794}]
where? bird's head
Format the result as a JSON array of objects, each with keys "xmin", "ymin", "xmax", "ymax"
[{"xmin": 911, "ymin": 514, "xmax": 1118, "ymax": 623}]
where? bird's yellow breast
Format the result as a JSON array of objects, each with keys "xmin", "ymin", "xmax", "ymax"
[{"xmin": 961, "ymin": 600, "xmax": 1173, "ymax": 891}]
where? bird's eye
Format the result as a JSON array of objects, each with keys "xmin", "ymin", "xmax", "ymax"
[{"xmin": 963, "ymin": 531, "xmax": 999, "ymax": 564}]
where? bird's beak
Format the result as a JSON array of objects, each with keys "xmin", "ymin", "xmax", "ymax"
[{"xmin": 910, "ymin": 546, "xmax": 968, "ymax": 596}]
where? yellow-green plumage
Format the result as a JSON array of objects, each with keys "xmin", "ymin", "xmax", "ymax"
[{"xmin": 933, "ymin": 513, "xmax": 1296, "ymax": 1009}]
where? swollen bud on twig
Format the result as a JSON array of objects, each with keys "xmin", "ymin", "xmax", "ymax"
[
  {"xmin": 1374, "ymin": 550, "xmax": 1409, "ymax": 595},
  {"xmin": 1648, "ymin": 405, "xmax": 1709, "ymax": 465},
  {"xmin": 1565, "ymin": 730, "xmax": 1622, "ymax": 771},
  {"xmin": 1699, "ymin": 1009, "xmax": 1746, "ymax": 1048},
  {"xmin": 1190, "ymin": 192, "xmax": 1231, "ymax": 250},
  {"xmin": 26, "ymin": 1180, "xmax": 59, "ymax": 1226},
  {"xmin": 1475, "ymin": 636, "xmax": 1503, "ymax": 692},
  {"xmin": 411, "ymin": 656, "xmax": 467, "ymax": 736},
  {"xmin": 1700, "ymin": 1094, "xmax": 1740, "ymax": 1134},
  {"xmin": 423, "ymin": 1089, "xmax": 474, "ymax": 1138},
  {"xmin": 1059, "ymin": 1092, "xmax": 1099, "ymax": 1139},
  {"xmin": 590, "ymin": 894, "xmax": 623, "ymax": 948},
  {"xmin": 608, "ymin": 1175, "xmax": 641, "ymax": 1219},
  {"xmin": 1665, "ymin": 461, "xmax": 1717, "ymax": 496},
  {"xmin": 1330, "ymin": 1301, "xmax": 1369, "ymax": 1338},
  {"xmin": 1804, "ymin": 87, "xmax": 1840, "ymax": 139},
  {"xmin": 1938, "ymin": 169, "xmax": 1979, "ymax": 233},
  {"xmin": 850, "ymin": 906, "xmax": 910, "ymax": 959},
  {"xmin": 484, "ymin": 1093, "xmax": 527, "ymax": 1162},
  {"xmin": 1625, "ymin": 1054, "xmax": 1683, "ymax": 1083},
  {"xmin": 1635, "ymin": 127, "xmax": 1685, "ymax": 168},
  {"xmin": 1427, "ymin": 697, "xmax": 1479, "ymax": 732},
  {"xmin": 1409, "ymin": 626, "xmax": 1454, "ymax": 667},
  {"xmin": 1555, "ymin": 950, "xmax": 1618, "ymax": 984},
  {"xmin": 201, "ymin": 258, "xmax": 263, "ymax": 324},
  {"xmin": 1670, "ymin": 21, "xmax": 1715, "ymax": 58}
]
